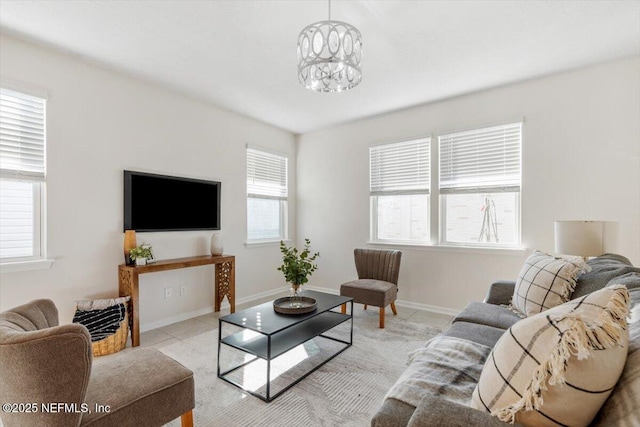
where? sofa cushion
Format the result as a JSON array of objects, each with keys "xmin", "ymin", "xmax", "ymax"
[
  {"xmin": 371, "ymin": 398, "xmax": 417, "ymax": 427},
  {"xmin": 444, "ymin": 321, "xmax": 507, "ymax": 349},
  {"xmin": 408, "ymin": 394, "xmax": 525, "ymax": 427},
  {"xmin": 572, "ymin": 253, "xmax": 639, "ymax": 299},
  {"xmin": 592, "ymin": 293, "xmax": 640, "ymax": 426},
  {"xmin": 483, "ymin": 281, "xmax": 517, "ymax": 305},
  {"xmin": 511, "ymin": 251, "xmax": 589, "ymax": 316},
  {"xmin": 606, "ymin": 271, "xmax": 640, "ymax": 292},
  {"xmin": 453, "ymin": 302, "xmax": 522, "ymax": 330},
  {"xmin": 471, "ymin": 285, "xmax": 630, "ymax": 427},
  {"xmin": 630, "ymin": 286, "xmax": 640, "ymax": 307}
]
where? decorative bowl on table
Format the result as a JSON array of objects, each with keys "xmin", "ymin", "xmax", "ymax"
[{"xmin": 273, "ymin": 297, "xmax": 317, "ymax": 314}]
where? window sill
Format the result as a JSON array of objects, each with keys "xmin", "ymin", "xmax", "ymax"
[
  {"xmin": 366, "ymin": 241, "xmax": 527, "ymax": 256},
  {"xmin": 244, "ymin": 239, "xmax": 290, "ymax": 248},
  {"xmin": 0, "ymin": 259, "xmax": 55, "ymax": 273}
]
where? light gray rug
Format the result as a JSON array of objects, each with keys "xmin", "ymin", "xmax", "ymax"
[{"xmin": 161, "ymin": 310, "xmax": 442, "ymax": 427}]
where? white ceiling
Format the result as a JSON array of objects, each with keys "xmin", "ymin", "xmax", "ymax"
[{"xmin": 1, "ymin": 1, "xmax": 639, "ymax": 134}]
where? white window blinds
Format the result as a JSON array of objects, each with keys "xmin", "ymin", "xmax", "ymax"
[
  {"xmin": 370, "ymin": 138, "xmax": 430, "ymax": 194},
  {"xmin": 439, "ymin": 122, "xmax": 521, "ymax": 194},
  {"xmin": 247, "ymin": 148, "xmax": 288, "ymax": 198},
  {"xmin": 0, "ymin": 88, "xmax": 46, "ymax": 181}
]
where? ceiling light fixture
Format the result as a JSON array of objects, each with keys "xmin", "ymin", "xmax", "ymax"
[{"xmin": 297, "ymin": 0, "xmax": 362, "ymax": 93}]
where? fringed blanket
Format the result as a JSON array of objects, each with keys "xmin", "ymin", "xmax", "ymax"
[{"xmin": 385, "ymin": 335, "xmax": 492, "ymax": 407}]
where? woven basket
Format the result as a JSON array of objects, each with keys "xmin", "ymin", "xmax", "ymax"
[{"xmin": 92, "ymin": 314, "xmax": 128, "ymax": 357}]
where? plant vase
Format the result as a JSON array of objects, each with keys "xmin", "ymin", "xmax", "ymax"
[
  {"xmin": 135, "ymin": 258, "xmax": 147, "ymax": 266},
  {"xmin": 210, "ymin": 233, "xmax": 223, "ymax": 256},
  {"xmin": 289, "ymin": 284, "xmax": 302, "ymax": 308}
]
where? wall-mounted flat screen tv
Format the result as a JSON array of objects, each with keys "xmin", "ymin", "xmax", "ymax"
[{"xmin": 124, "ymin": 170, "xmax": 221, "ymax": 232}]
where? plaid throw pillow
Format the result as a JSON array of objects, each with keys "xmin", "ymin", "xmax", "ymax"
[
  {"xmin": 511, "ymin": 251, "xmax": 589, "ymax": 316},
  {"xmin": 471, "ymin": 285, "xmax": 630, "ymax": 427}
]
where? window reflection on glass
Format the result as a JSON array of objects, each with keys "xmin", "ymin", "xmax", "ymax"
[
  {"xmin": 375, "ymin": 194, "xmax": 429, "ymax": 242},
  {"xmin": 0, "ymin": 180, "xmax": 35, "ymax": 259},
  {"xmin": 247, "ymin": 197, "xmax": 285, "ymax": 240},
  {"xmin": 442, "ymin": 192, "xmax": 518, "ymax": 245}
]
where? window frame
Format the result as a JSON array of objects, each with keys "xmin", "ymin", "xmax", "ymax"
[
  {"xmin": 246, "ymin": 146, "xmax": 289, "ymax": 244},
  {"xmin": 438, "ymin": 122, "xmax": 522, "ymax": 248},
  {"xmin": 0, "ymin": 86, "xmax": 50, "ymax": 268},
  {"xmin": 369, "ymin": 120, "xmax": 523, "ymax": 250},
  {"xmin": 370, "ymin": 192, "xmax": 431, "ymax": 245},
  {"xmin": 369, "ymin": 137, "xmax": 431, "ymax": 244},
  {"xmin": 439, "ymin": 191, "xmax": 521, "ymax": 248}
]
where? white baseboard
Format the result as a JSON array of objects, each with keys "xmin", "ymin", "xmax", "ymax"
[
  {"xmin": 395, "ymin": 300, "xmax": 460, "ymax": 316},
  {"xmin": 305, "ymin": 285, "xmax": 461, "ymax": 316},
  {"xmin": 305, "ymin": 285, "xmax": 340, "ymax": 295},
  {"xmin": 141, "ymin": 286, "xmax": 460, "ymax": 331},
  {"xmin": 140, "ymin": 287, "xmax": 286, "ymax": 332},
  {"xmin": 141, "ymin": 306, "xmax": 216, "ymax": 332},
  {"xmin": 231, "ymin": 287, "xmax": 286, "ymax": 307}
]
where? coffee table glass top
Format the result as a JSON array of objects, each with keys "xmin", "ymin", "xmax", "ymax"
[{"xmin": 220, "ymin": 290, "xmax": 351, "ymax": 335}]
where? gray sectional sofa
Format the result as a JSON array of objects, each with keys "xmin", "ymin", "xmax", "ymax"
[{"xmin": 372, "ymin": 253, "xmax": 640, "ymax": 427}]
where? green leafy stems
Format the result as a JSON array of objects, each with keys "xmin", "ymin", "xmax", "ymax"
[
  {"xmin": 129, "ymin": 243, "xmax": 153, "ymax": 261},
  {"xmin": 277, "ymin": 239, "xmax": 320, "ymax": 286}
]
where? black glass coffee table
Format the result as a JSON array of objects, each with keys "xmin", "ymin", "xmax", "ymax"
[{"xmin": 217, "ymin": 290, "xmax": 353, "ymax": 402}]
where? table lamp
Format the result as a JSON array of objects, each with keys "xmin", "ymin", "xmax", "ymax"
[{"xmin": 554, "ymin": 220, "xmax": 604, "ymax": 258}]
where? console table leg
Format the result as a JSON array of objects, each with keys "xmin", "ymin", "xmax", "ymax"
[
  {"xmin": 119, "ymin": 267, "xmax": 140, "ymax": 347},
  {"xmin": 230, "ymin": 260, "xmax": 235, "ymax": 313},
  {"xmin": 215, "ymin": 260, "xmax": 236, "ymax": 313},
  {"xmin": 214, "ymin": 273, "xmax": 220, "ymax": 313}
]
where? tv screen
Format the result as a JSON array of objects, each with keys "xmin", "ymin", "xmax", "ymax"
[{"xmin": 124, "ymin": 171, "xmax": 221, "ymax": 232}]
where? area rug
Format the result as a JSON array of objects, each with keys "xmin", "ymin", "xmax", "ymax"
[{"xmin": 160, "ymin": 310, "xmax": 442, "ymax": 427}]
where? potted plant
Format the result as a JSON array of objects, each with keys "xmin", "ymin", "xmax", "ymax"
[
  {"xmin": 277, "ymin": 239, "xmax": 320, "ymax": 306},
  {"xmin": 129, "ymin": 244, "xmax": 154, "ymax": 266}
]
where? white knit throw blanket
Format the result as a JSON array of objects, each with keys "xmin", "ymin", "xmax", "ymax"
[{"xmin": 385, "ymin": 335, "xmax": 492, "ymax": 407}]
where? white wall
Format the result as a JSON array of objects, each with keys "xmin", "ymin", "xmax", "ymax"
[
  {"xmin": 2, "ymin": 33, "xmax": 638, "ymax": 323},
  {"xmin": 297, "ymin": 57, "xmax": 640, "ymax": 312},
  {"xmin": 0, "ymin": 34, "xmax": 297, "ymax": 327}
]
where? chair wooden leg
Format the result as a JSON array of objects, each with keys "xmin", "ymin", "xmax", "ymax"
[
  {"xmin": 341, "ymin": 303, "xmax": 346, "ymax": 314},
  {"xmin": 391, "ymin": 301, "xmax": 397, "ymax": 315},
  {"xmin": 364, "ymin": 304, "xmax": 368, "ymax": 310},
  {"xmin": 379, "ymin": 307, "xmax": 385, "ymax": 328},
  {"xmin": 181, "ymin": 410, "xmax": 193, "ymax": 427}
]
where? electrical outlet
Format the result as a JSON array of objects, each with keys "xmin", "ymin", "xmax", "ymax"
[
  {"xmin": 164, "ymin": 288, "xmax": 173, "ymax": 299},
  {"xmin": 180, "ymin": 285, "xmax": 187, "ymax": 296}
]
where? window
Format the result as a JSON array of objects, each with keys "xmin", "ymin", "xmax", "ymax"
[
  {"xmin": 439, "ymin": 122, "xmax": 522, "ymax": 246},
  {"xmin": 0, "ymin": 88, "xmax": 47, "ymax": 263},
  {"xmin": 246, "ymin": 147, "xmax": 288, "ymax": 242},
  {"xmin": 369, "ymin": 122, "xmax": 522, "ymax": 248},
  {"xmin": 370, "ymin": 138, "xmax": 430, "ymax": 243}
]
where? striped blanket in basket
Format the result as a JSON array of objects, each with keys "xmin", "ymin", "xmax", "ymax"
[{"xmin": 72, "ymin": 303, "xmax": 126, "ymax": 342}]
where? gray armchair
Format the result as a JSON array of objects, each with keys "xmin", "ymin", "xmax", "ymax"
[
  {"xmin": 340, "ymin": 249, "xmax": 402, "ymax": 328},
  {"xmin": 0, "ymin": 299, "xmax": 194, "ymax": 427}
]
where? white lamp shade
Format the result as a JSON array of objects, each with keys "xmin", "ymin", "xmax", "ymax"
[{"xmin": 554, "ymin": 221, "xmax": 604, "ymax": 257}]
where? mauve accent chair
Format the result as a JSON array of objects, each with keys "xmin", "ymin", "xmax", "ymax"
[
  {"xmin": 0, "ymin": 299, "xmax": 195, "ymax": 427},
  {"xmin": 340, "ymin": 249, "xmax": 402, "ymax": 328}
]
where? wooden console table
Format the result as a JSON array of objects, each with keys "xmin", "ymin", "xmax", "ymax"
[{"xmin": 118, "ymin": 254, "xmax": 235, "ymax": 347}]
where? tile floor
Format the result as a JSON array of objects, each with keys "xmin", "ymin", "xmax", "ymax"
[{"xmin": 138, "ymin": 293, "xmax": 454, "ymax": 350}]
